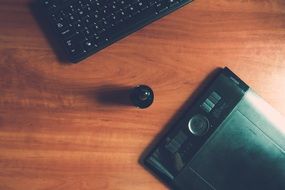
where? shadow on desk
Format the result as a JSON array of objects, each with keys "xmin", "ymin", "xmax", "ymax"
[
  {"xmin": 93, "ymin": 85, "xmax": 133, "ymax": 107},
  {"xmin": 139, "ymin": 67, "xmax": 221, "ymax": 187}
]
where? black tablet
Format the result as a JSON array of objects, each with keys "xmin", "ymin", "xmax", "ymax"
[{"xmin": 144, "ymin": 67, "xmax": 285, "ymax": 190}]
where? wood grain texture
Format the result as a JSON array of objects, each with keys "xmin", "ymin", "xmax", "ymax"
[{"xmin": 0, "ymin": 0, "xmax": 285, "ymax": 189}]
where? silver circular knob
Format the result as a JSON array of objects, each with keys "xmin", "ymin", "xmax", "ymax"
[{"xmin": 188, "ymin": 115, "xmax": 209, "ymax": 136}]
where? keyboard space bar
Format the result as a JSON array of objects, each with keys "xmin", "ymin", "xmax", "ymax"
[{"xmin": 107, "ymin": 6, "xmax": 157, "ymax": 41}]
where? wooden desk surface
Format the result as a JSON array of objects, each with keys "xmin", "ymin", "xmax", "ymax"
[{"xmin": 0, "ymin": 0, "xmax": 285, "ymax": 189}]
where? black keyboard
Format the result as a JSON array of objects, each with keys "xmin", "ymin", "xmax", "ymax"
[{"xmin": 40, "ymin": 0, "xmax": 193, "ymax": 63}]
